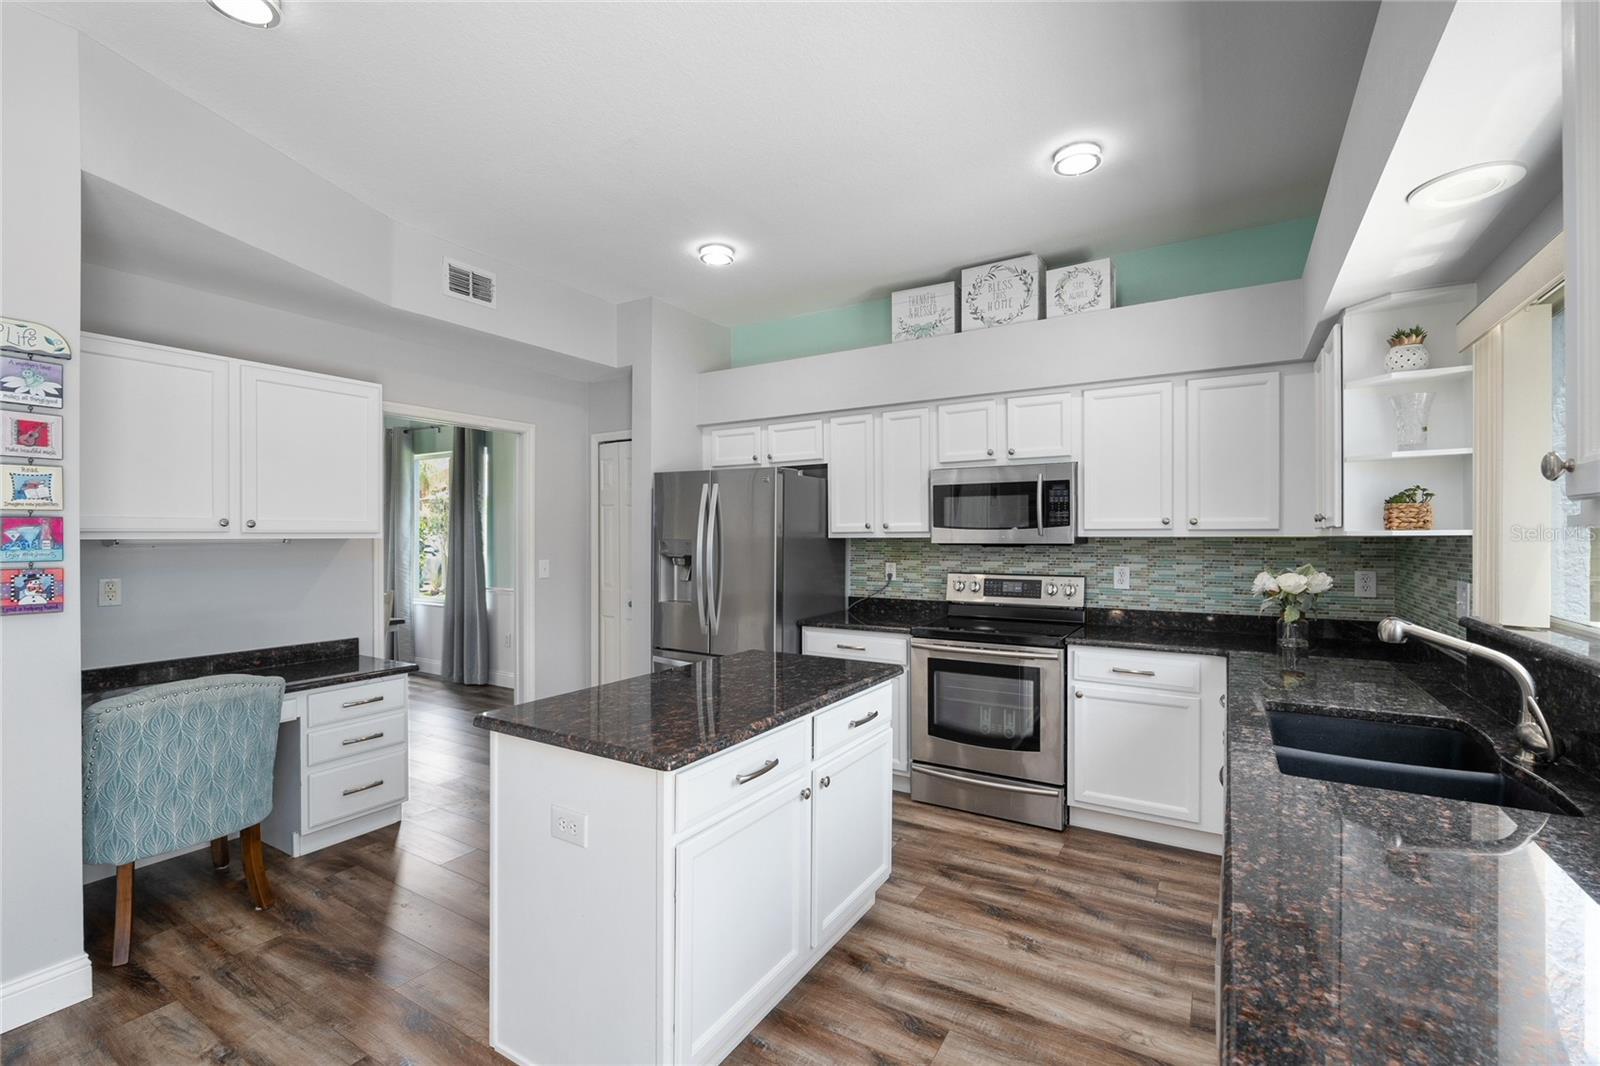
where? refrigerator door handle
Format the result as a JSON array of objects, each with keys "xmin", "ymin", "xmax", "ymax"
[
  {"xmin": 694, "ymin": 482, "xmax": 710, "ymax": 635},
  {"xmin": 708, "ymin": 483, "xmax": 724, "ymax": 634}
]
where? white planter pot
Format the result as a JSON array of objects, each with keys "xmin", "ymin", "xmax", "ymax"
[{"xmin": 1385, "ymin": 343, "xmax": 1431, "ymax": 372}]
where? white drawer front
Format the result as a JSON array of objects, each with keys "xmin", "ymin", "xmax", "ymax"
[
  {"xmin": 306, "ymin": 708, "xmax": 408, "ymax": 766},
  {"xmin": 812, "ymin": 683, "xmax": 892, "ymax": 760},
  {"xmin": 306, "ymin": 676, "xmax": 408, "ymax": 729},
  {"xmin": 801, "ymin": 627, "xmax": 908, "ymax": 665},
  {"xmin": 306, "ymin": 747, "xmax": 408, "ymax": 829},
  {"xmin": 1071, "ymin": 647, "xmax": 1202, "ymax": 694},
  {"xmin": 675, "ymin": 719, "xmax": 810, "ymax": 835}
]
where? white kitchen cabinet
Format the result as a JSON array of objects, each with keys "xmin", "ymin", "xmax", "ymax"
[
  {"xmin": 1004, "ymin": 392, "xmax": 1075, "ymax": 459},
  {"xmin": 1080, "ymin": 381, "xmax": 1174, "ymax": 530},
  {"xmin": 765, "ymin": 419, "xmax": 825, "ymax": 465},
  {"xmin": 1184, "ymin": 371, "xmax": 1280, "ymax": 530},
  {"xmin": 801, "ymin": 626, "xmax": 911, "ymax": 787},
  {"xmin": 936, "ymin": 400, "xmax": 1001, "ymax": 463},
  {"xmin": 810, "ymin": 730, "xmax": 892, "ymax": 947},
  {"xmin": 81, "ymin": 336, "xmax": 233, "ymax": 535},
  {"xmin": 708, "ymin": 425, "xmax": 764, "ymax": 467},
  {"xmin": 1313, "ymin": 326, "xmax": 1343, "ymax": 528},
  {"xmin": 826, "ymin": 414, "xmax": 875, "ymax": 535},
  {"xmin": 877, "ymin": 408, "xmax": 931, "ymax": 534}
]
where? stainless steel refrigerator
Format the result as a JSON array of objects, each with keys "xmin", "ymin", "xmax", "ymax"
[{"xmin": 653, "ymin": 467, "xmax": 845, "ymax": 664}]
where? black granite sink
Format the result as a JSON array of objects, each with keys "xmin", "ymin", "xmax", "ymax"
[{"xmin": 1267, "ymin": 708, "xmax": 1582, "ymax": 816}]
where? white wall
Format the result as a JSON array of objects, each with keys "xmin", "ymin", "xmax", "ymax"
[
  {"xmin": 0, "ymin": 6, "xmax": 93, "ymax": 1030},
  {"xmin": 83, "ymin": 264, "xmax": 609, "ymax": 699},
  {"xmin": 411, "ymin": 588, "xmax": 517, "ymax": 688},
  {"xmin": 1476, "ymin": 193, "xmax": 1563, "ymax": 299},
  {"xmin": 588, "ymin": 374, "xmax": 633, "ymax": 434}
]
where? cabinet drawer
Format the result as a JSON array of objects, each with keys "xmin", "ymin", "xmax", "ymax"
[
  {"xmin": 305, "ymin": 677, "xmax": 408, "ymax": 729},
  {"xmin": 801, "ymin": 628, "xmax": 907, "ymax": 665},
  {"xmin": 812, "ymin": 684, "xmax": 891, "ymax": 760},
  {"xmin": 675, "ymin": 719, "xmax": 810, "ymax": 834},
  {"xmin": 306, "ymin": 708, "xmax": 408, "ymax": 766},
  {"xmin": 1071, "ymin": 647, "xmax": 1201, "ymax": 694},
  {"xmin": 306, "ymin": 747, "xmax": 408, "ymax": 829}
]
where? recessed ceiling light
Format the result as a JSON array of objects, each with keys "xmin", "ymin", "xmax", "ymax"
[
  {"xmin": 1405, "ymin": 162, "xmax": 1526, "ymax": 209},
  {"xmin": 1052, "ymin": 142, "xmax": 1103, "ymax": 177},
  {"xmin": 697, "ymin": 243, "xmax": 736, "ymax": 267},
  {"xmin": 205, "ymin": 0, "xmax": 281, "ymax": 28}
]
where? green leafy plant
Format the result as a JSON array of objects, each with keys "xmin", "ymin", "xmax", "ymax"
[
  {"xmin": 1387, "ymin": 325, "xmax": 1428, "ymax": 347},
  {"xmin": 1384, "ymin": 484, "xmax": 1435, "ymax": 506}
]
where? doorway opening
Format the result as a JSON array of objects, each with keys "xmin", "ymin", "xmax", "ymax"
[{"xmin": 591, "ymin": 432, "xmax": 633, "ymax": 684}]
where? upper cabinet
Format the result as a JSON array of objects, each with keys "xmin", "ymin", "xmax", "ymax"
[
  {"xmin": 765, "ymin": 419, "xmax": 826, "ymax": 465},
  {"xmin": 878, "ymin": 408, "xmax": 931, "ymax": 534},
  {"xmin": 1312, "ymin": 325, "xmax": 1344, "ymax": 529},
  {"xmin": 1080, "ymin": 382, "xmax": 1173, "ymax": 531},
  {"xmin": 826, "ymin": 414, "xmax": 876, "ymax": 535},
  {"xmin": 1004, "ymin": 393, "xmax": 1076, "ymax": 460},
  {"xmin": 935, "ymin": 400, "xmax": 1001, "ymax": 463},
  {"xmin": 826, "ymin": 409, "xmax": 929, "ymax": 537},
  {"xmin": 708, "ymin": 425, "xmax": 764, "ymax": 467},
  {"xmin": 82, "ymin": 334, "xmax": 383, "ymax": 539},
  {"xmin": 1185, "ymin": 372, "xmax": 1281, "ymax": 530}
]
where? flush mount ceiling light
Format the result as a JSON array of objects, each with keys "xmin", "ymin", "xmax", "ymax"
[
  {"xmin": 697, "ymin": 243, "xmax": 736, "ymax": 267},
  {"xmin": 205, "ymin": 0, "xmax": 281, "ymax": 28},
  {"xmin": 1405, "ymin": 162, "xmax": 1526, "ymax": 209},
  {"xmin": 1052, "ymin": 142, "xmax": 1103, "ymax": 177}
]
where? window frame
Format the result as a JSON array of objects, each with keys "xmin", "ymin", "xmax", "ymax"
[{"xmin": 413, "ymin": 450, "xmax": 451, "ymax": 603}]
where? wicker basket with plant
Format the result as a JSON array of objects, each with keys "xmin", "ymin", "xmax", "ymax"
[{"xmin": 1383, "ymin": 485, "xmax": 1435, "ymax": 530}]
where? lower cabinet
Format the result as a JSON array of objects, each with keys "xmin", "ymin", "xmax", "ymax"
[
  {"xmin": 800, "ymin": 626, "xmax": 910, "ymax": 789},
  {"xmin": 810, "ymin": 730, "xmax": 893, "ymax": 946}
]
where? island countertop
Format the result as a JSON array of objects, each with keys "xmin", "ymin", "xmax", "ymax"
[{"xmin": 473, "ymin": 650, "xmax": 903, "ymax": 771}]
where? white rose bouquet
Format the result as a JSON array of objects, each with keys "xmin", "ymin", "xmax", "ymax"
[{"xmin": 1252, "ymin": 564, "xmax": 1333, "ymax": 623}]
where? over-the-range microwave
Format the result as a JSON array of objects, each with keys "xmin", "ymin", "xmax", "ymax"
[{"xmin": 929, "ymin": 461, "xmax": 1079, "ymax": 545}]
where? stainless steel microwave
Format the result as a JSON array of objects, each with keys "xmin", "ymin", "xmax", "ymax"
[{"xmin": 929, "ymin": 462, "xmax": 1078, "ymax": 545}]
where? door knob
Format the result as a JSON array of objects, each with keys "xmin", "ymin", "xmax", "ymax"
[{"xmin": 1543, "ymin": 451, "xmax": 1576, "ymax": 480}]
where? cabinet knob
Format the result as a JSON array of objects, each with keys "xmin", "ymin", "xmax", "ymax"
[
  {"xmin": 799, "ymin": 787, "xmax": 812, "ymax": 801},
  {"xmin": 881, "ymin": 522, "xmax": 888, "ymax": 530},
  {"xmin": 864, "ymin": 522, "xmax": 871, "ymax": 530},
  {"xmin": 1542, "ymin": 451, "xmax": 1576, "ymax": 480},
  {"xmin": 752, "ymin": 454, "xmax": 759, "ymax": 462},
  {"xmin": 986, "ymin": 448, "xmax": 994, "ymax": 456},
  {"xmin": 820, "ymin": 775, "xmax": 831, "ymax": 788},
  {"xmin": 1007, "ymin": 447, "xmax": 1015, "ymax": 456},
  {"xmin": 766, "ymin": 453, "xmax": 772, "ymax": 461},
  {"xmin": 1313, "ymin": 512, "xmax": 1325, "ymax": 523},
  {"xmin": 246, "ymin": 519, "xmax": 257, "ymax": 529},
  {"xmin": 1161, "ymin": 517, "xmax": 1170, "ymax": 526},
  {"xmin": 1073, "ymin": 689, "xmax": 1084, "ymax": 699},
  {"xmin": 1188, "ymin": 517, "xmax": 1198, "ymax": 526},
  {"xmin": 218, "ymin": 517, "xmax": 229, "ymax": 528}
]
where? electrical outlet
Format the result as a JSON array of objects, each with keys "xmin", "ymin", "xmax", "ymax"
[
  {"xmin": 537, "ymin": 559, "xmax": 551, "ymax": 579},
  {"xmin": 98, "ymin": 578, "xmax": 123, "ymax": 606},
  {"xmin": 884, "ymin": 562, "xmax": 896, "ymax": 581},
  {"xmin": 1113, "ymin": 565, "xmax": 1131, "ymax": 590},
  {"xmin": 503, "ymin": 632, "xmax": 514, "ymax": 649},
  {"xmin": 1456, "ymin": 580, "xmax": 1472, "ymax": 619},
  {"xmin": 550, "ymin": 805, "xmax": 588, "ymax": 848},
  {"xmin": 1354, "ymin": 571, "xmax": 1378, "ymax": 598}
]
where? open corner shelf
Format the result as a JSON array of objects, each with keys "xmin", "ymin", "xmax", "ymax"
[
  {"xmin": 1341, "ymin": 528, "xmax": 1473, "ymax": 537},
  {"xmin": 1345, "ymin": 447, "xmax": 1473, "ymax": 462},
  {"xmin": 1344, "ymin": 365, "xmax": 1473, "ymax": 392}
]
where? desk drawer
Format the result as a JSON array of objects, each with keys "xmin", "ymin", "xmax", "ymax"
[
  {"xmin": 802, "ymin": 627, "xmax": 908, "ymax": 664},
  {"xmin": 306, "ymin": 748, "xmax": 408, "ymax": 829},
  {"xmin": 306, "ymin": 708, "xmax": 407, "ymax": 766},
  {"xmin": 675, "ymin": 719, "xmax": 810, "ymax": 834},
  {"xmin": 306, "ymin": 677, "xmax": 408, "ymax": 729},
  {"xmin": 813, "ymin": 683, "xmax": 891, "ymax": 759},
  {"xmin": 1071, "ymin": 647, "xmax": 1203, "ymax": 694}
]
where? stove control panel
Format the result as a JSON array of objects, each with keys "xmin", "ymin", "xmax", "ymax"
[{"xmin": 946, "ymin": 572, "xmax": 1085, "ymax": 608}]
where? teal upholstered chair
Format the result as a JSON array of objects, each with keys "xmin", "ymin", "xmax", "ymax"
[{"xmin": 82, "ymin": 674, "xmax": 285, "ymax": 965}]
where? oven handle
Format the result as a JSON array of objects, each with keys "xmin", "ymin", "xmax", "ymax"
[
  {"xmin": 910, "ymin": 640, "xmax": 1062, "ymax": 661},
  {"xmin": 915, "ymin": 764, "xmax": 1064, "ymax": 797}
]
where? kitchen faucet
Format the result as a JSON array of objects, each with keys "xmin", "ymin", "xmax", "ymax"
[{"xmin": 1377, "ymin": 617, "xmax": 1556, "ymax": 767}]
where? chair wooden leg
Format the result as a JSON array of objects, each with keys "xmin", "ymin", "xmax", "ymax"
[
  {"xmin": 240, "ymin": 824, "xmax": 273, "ymax": 911},
  {"xmin": 112, "ymin": 863, "xmax": 134, "ymax": 967},
  {"xmin": 210, "ymin": 836, "xmax": 230, "ymax": 869}
]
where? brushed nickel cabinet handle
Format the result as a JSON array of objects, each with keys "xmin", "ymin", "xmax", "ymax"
[
  {"xmin": 341, "ymin": 731, "xmax": 385, "ymax": 746},
  {"xmin": 1074, "ymin": 689, "xmax": 1084, "ymax": 699},
  {"xmin": 1542, "ymin": 451, "xmax": 1576, "ymax": 480},
  {"xmin": 1111, "ymin": 667, "xmax": 1156, "ymax": 677},
  {"xmin": 848, "ymin": 710, "xmax": 879, "ymax": 729},
  {"xmin": 1188, "ymin": 517, "xmax": 1199, "ymax": 526},
  {"xmin": 218, "ymin": 517, "xmax": 229, "ymax": 527},
  {"xmin": 800, "ymin": 787, "xmax": 812, "ymax": 800},
  {"xmin": 1007, "ymin": 447, "xmax": 1016, "ymax": 455},
  {"xmin": 341, "ymin": 695, "xmax": 385, "ymax": 709},
  {"xmin": 751, "ymin": 454, "xmax": 759, "ymax": 462},
  {"xmin": 1218, "ymin": 765, "xmax": 1226, "ymax": 787},
  {"xmin": 835, "ymin": 643, "xmax": 867, "ymax": 651},
  {"xmin": 1161, "ymin": 517, "xmax": 1171, "ymax": 525},
  {"xmin": 342, "ymin": 779, "xmax": 384, "ymax": 796},
  {"xmin": 246, "ymin": 519, "xmax": 257, "ymax": 528},
  {"xmin": 864, "ymin": 522, "xmax": 871, "ymax": 530},
  {"xmin": 820, "ymin": 775, "xmax": 832, "ymax": 788},
  {"xmin": 735, "ymin": 758, "xmax": 779, "ymax": 785}
]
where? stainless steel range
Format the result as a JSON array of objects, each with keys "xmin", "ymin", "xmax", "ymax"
[{"xmin": 909, "ymin": 572, "xmax": 1085, "ymax": 830}]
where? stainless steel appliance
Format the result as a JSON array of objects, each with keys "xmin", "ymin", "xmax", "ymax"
[
  {"xmin": 909, "ymin": 572, "xmax": 1085, "ymax": 830},
  {"xmin": 653, "ymin": 467, "xmax": 845, "ymax": 661},
  {"xmin": 929, "ymin": 461, "xmax": 1079, "ymax": 544}
]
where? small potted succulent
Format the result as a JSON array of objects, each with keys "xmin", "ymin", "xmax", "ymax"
[
  {"xmin": 1385, "ymin": 324, "xmax": 1431, "ymax": 371},
  {"xmin": 1384, "ymin": 484, "xmax": 1435, "ymax": 531},
  {"xmin": 1253, "ymin": 565, "xmax": 1334, "ymax": 676}
]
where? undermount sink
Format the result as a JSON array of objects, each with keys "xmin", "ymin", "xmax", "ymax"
[{"xmin": 1267, "ymin": 708, "xmax": 1581, "ymax": 817}]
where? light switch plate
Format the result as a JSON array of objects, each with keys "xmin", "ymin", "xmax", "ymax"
[
  {"xmin": 537, "ymin": 559, "xmax": 551, "ymax": 579},
  {"xmin": 98, "ymin": 578, "xmax": 122, "ymax": 606},
  {"xmin": 1354, "ymin": 571, "xmax": 1378, "ymax": 599},
  {"xmin": 1113, "ymin": 565, "xmax": 1131, "ymax": 590}
]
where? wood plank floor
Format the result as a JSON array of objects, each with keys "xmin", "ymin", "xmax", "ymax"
[{"xmin": 2, "ymin": 675, "xmax": 1220, "ymax": 1066}]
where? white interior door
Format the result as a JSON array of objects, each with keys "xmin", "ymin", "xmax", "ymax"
[{"xmin": 598, "ymin": 439, "xmax": 633, "ymax": 683}]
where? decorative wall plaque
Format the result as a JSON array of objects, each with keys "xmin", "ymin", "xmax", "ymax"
[
  {"xmin": 0, "ymin": 318, "xmax": 71, "ymax": 360},
  {"xmin": 2, "ymin": 411, "xmax": 62, "ymax": 460},
  {"xmin": 2, "ymin": 516, "xmax": 64, "ymax": 564},
  {"xmin": 2, "ymin": 464, "xmax": 63, "ymax": 511},
  {"xmin": 0, "ymin": 356, "xmax": 64, "ymax": 409},
  {"xmin": 2, "ymin": 566, "xmax": 65, "ymax": 615},
  {"xmin": 891, "ymin": 282, "xmax": 957, "ymax": 342},
  {"xmin": 960, "ymin": 255, "xmax": 1042, "ymax": 331},
  {"xmin": 1045, "ymin": 258, "xmax": 1115, "ymax": 317}
]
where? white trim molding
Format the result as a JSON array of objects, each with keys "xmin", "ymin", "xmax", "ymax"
[
  {"xmin": 1558, "ymin": 1, "xmax": 1600, "ymax": 502},
  {"xmin": 1, "ymin": 954, "xmax": 91, "ymax": 1033},
  {"xmin": 589, "ymin": 431, "xmax": 633, "ymax": 686}
]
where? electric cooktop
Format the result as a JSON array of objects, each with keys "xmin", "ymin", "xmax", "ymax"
[{"xmin": 909, "ymin": 573, "xmax": 1087, "ymax": 649}]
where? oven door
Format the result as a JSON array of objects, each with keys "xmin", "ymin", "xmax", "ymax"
[
  {"xmin": 909, "ymin": 639, "xmax": 1065, "ymax": 785},
  {"xmin": 929, "ymin": 463, "xmax": 1077, "ymax": 545}
]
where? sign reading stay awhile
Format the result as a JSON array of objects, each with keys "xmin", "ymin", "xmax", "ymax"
[{"xmin": 960, "ymin": 255, "xmax": 1043, "ymax": 331}]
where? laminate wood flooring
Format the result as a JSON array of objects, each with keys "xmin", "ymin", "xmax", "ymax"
[{"xmin": 2, "ymin": 674, "xmax": 1221, "ymax": 1066}]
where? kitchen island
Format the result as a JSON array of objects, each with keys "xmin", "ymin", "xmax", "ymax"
[{"xmin": 474, "ymin": 650, "xmax": 902, "ymax": 1066}]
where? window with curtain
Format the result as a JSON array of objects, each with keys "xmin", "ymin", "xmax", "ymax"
[{"xmin": 415, "ymin": 452, "xmax": 450, "ymax": 599}]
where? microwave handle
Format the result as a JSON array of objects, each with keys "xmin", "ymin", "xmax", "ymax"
[{"xmin": 1036, "ymin": 473, "xmax": 1044, "ymax": 538}]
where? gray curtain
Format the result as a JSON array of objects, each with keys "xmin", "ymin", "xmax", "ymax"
[
  {"xmin": 383, "ymin": 428, "xmax": 416, "ymax": 662},
  {"xmin": 441, "ymin": 427, "xmax": 492, "ymax": 685}
]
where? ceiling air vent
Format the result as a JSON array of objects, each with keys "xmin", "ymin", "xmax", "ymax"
[{"xmin": 444, "ymin": 260, "xmax": 496, "ymax": 307}]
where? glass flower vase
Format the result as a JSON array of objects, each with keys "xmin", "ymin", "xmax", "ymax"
[
  {"xmin": 1390, "ymin": 391, "xmax": 1435, "ymax": 450},
  {"xmin": 1277, "ymin": 616, "xmax": 1310, "ymax": 677}
]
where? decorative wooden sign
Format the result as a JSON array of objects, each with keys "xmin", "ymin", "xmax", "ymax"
[
  {"xmin": 1046, "ymin": 258, "xmax": 1115, "ymax": 317},
  {"xmin": 960, "ymin": 255, "xmax": 1042, "ymax": 331},
  {"xmin": 891, "ymin": 282, "xmax": 957, "ymax": 342},
  {"xmin": 0, "ymin": 318, "xmax": 71, "ymax": 360}
]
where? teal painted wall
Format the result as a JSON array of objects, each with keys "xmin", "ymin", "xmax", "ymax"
[{"xmin": 730, "ymin": 215, "xmax": 1317, "ymax": 367}]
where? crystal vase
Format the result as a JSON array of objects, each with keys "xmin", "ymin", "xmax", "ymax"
[
  {"xmin": 1277, "ymin": 617, "xmax": 1310, "ymax": 677},
  {"xmin": 1390, "ymin": 392, "xmax": 1435, "ymax": 451}
]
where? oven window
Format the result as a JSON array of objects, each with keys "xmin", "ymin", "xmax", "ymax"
[
  {"xmin": 927, "ymin": 658, "xmax": 1042, "ymax": 752},
  {"xmin": 932, "ymin": 482, "xmax": 1036, "ymax": 530}
]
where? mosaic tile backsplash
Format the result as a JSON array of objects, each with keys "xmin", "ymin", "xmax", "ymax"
[{"xmin": 847, "ymin": 536, "xmax": 1473, "ymax": 636}]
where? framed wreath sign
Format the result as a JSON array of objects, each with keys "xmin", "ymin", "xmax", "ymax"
[
  {"xmin": 891, "ymin": 282, "xmax": 957, "ymax": 343},
  {"xmin": 959, "ymin": 254, "xmax": 1042, "ymax": 331},
  {"xmin": 1046, "ymin": 258, "xmax": 1115, "ymax": 317}
]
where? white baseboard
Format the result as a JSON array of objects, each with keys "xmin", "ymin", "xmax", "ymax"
[
  {"xmin": 1, "ymin": 954, "xmax": 92, "ymax": 1033},
  {"xmin": 1067, "ymin": 806, "xmax": 1223, "ymax": 855},
  {"xmin": 414, "ymin": 657, "xmax": 442, "ymax": 676},
  {"xmin": 492, "ymin": 669, "xmax": 516, "ymax": 689}
]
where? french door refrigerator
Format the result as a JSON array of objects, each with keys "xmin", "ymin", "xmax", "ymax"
[{"xmin": 653, "ymin": 467, "xmax": 845, "ymax": 662}]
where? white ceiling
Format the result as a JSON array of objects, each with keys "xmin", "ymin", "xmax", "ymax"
[{"xmin": 36, "ymin": 0, "xmax": 1378, "ymax": 326}]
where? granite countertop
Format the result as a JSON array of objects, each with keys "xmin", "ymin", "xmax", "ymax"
[
  {"xmin": 474, "ymin": 650, "xmax": 903, "ymax": 771},
  {"xmin": 800, "ymin": 598, "xmax": 948, "ymax": 633},
  {"xmin": 1222, "ymin": 651, "xmax": 1600, "ymax": 1064},
  {"xmin": 83, "ymin": 638, "xmax": 418, "ymax": 705}
]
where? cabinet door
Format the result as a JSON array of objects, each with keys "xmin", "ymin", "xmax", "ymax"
[
  {"xmin": 81, "ymin": 339, "xmax": 233, "ymax": 534},
  {"xmin": 1080, "ymin": 382, "xmax": 1173, "ymax": 530},
  {"xmin": 878, "ymin": 408, "xmax": 931, "ymax": 534},
  {"xmin": 675, "ymin": 780, "xmax": 812, "ymax": 1063},
  {"xmin": 709, "ymin": 426, "xmax": 763, "ymax": 467},
  {"xmin": 936, "ymin": 400, "xmax": 1000, "ymax": 463},
  {"xmin": 1005, "ymin": 392, "xmax": 1075, "ymax": 459},
  {"xmin": 1186, "ymin": 372, "xmax": 1280, "ymax": 530},
  {"xmin": 826, "ymin": 415, "xmax": 875, "ymax": 536},
  {"xmin": 1315, "ymin": 326, "xmax": 1343, "ymax": 528},
  {"xmin": 765, "ymin": 419, "xmax": 825, "ymax": 465},
  {"xmin": 1070, "ymin": 683, "xmax": 1201, "ymax": 823},
  {"xmin": 811, "ymin": 731, "xmax": 892, "ymax": 947},
  {"xmin": 239, "ymin": 365, "xmax": 382, "ymax": 535},
  {"xmin": 798, "ymin": 629, "xmax": 909, "ymax": 776}
]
